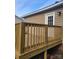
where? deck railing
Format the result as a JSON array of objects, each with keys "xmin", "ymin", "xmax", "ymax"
[{"xmin": 15, "ymin": 22, "xmax": 63, "ymax": 55}]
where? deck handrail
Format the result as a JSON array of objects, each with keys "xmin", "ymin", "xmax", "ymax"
[{"xmin": 16, "ymin": 22, "xmax": 62, "ymax": 27}]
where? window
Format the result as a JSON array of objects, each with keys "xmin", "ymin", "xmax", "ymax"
[
  {"xmin": 48, "ymin": 16, "xmax": 53, "ymax": 26},
  {"xmin": 45, "ymin": 12, "xmax": 55, "ymax": 25}
]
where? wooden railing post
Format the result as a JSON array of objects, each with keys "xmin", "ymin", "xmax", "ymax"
[
  {"xmin": 20, "ymin": 22, "xmax": 25, "ymax": 53},
  {"xmin": 45, "ymin": 26, "xmax": 48, "ymax": 44},
  {"xmin": 44, "ymin": 26, "xmax": 48, "ymax": 59}
]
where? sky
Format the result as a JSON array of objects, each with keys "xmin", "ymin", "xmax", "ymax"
[{"xmin": 15, "ymin": 0, "xmax": 61, "ymax": 17}]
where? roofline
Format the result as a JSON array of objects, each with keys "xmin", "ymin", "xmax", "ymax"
[
  {"xmin": 22, "ymin": 1, "xmax": 63, "ymax": 18},
  {"xmin": 15, "ymin": 15, "xmax": 24, "ymax": 21}
]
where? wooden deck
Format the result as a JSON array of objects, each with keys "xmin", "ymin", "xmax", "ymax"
[{"xmin": 15, "ymin": 22, "xmax": 63, "ymax": 59}]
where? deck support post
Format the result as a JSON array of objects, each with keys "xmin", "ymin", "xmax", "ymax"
[
  {"xmin": 44, "ymin": 50, "xmax": 47, "ymax": 59},
  {"xmin": 20, "ymin": 22, "xmax": 25, "ymax": 53}
]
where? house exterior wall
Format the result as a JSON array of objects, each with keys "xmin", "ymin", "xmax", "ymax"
[
  {"xmin": 23, "ymin": 8, "xmax": 63, "ymax": 26},
  {"xmin": 55, "ymin": 9, "xmax": 63, "ymax": 26},
  {"xmin": 23, "ymin": 14, "xmax": 45, "ymax": 24}
]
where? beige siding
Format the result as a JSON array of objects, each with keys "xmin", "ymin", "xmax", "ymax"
[
  {"xmin": 24, "ymin": 9, "xmax": 63, "ymax": 26},
  {"xmin": 54, "ymin": 9, "xmax": 63, "ymax": 40},
  {"xmin": 55, "ymin": 10, "xmax": 63, "ymax": 26},
  {"xmin": 44, "ymin": 9, "xmax": 63, "ymax": 26},
  {"xmin": 24, "ymin": 14, "xmax": 45, "ymax": 24},
  {"xmin": 48, "ymin": 27, "xmax": 55, "ymax": 42}
]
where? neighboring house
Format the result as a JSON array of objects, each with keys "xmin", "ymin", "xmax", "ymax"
[
  {"xmin": 15, "ymin": 16, "xmax": 24, "ymax": 24},
  {"xmin": 22, "ymin": 1, "xmax": 63, "ymax": 26}
]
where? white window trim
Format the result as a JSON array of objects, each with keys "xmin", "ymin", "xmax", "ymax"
[{"xmin": 45, "ymin": 12, "xmax": 55, "ymax": 25}]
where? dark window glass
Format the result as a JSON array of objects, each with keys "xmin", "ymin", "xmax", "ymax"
[{"xmin": 48, "ymin": 16, "xmax": 53, "ymax": 26}]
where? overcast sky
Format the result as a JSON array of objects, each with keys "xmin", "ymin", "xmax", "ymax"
[{"xmin": 15, "ymin": 0, "xmax": 61, "ymax": 17}]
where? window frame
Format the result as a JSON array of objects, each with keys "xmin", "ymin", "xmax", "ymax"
[{"xmin": 45, "ymin": 12, "xmax": 55, "ymax": 25}]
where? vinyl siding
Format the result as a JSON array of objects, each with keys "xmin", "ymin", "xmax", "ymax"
[
  {"xmin": 24, "ymin": 14, "xmax": 45, "ymax": 24},
  {"xmin": 23, "ymin": 9, "xmax": 63, "ymax": 26}
]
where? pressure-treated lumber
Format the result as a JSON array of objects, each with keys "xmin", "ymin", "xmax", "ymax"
[{"xmin": 15, "ymin": 22, "xmax": 63, "ymax": 59}]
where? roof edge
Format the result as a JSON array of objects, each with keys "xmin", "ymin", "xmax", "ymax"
[
  {"xmin": 15, "ymin": 15, "xmax": 24, "ymax": 21},
  {"xmin": 22, "ymin": 1, "xmax": 63, "ymax": 18}
]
